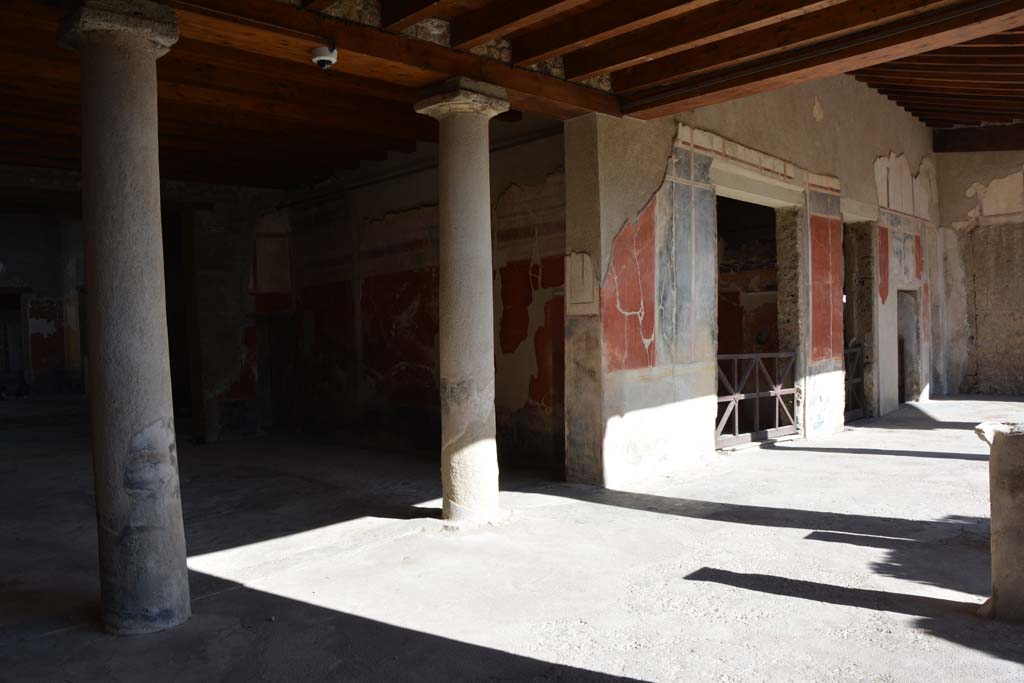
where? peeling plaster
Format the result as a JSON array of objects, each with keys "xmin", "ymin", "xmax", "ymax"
[
  {"xmin": 965, "ymin": 169, "xmax": 1024, "ymax": 223},
  {"xmin": 873, "ymin": 152, "xmax": 938, "ymax": 223}
]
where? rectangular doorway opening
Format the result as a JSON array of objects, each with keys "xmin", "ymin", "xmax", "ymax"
[
  {"xmin": 897, "ymin": 289, "xmax": 922, "ymax": 404},
  {"xmin": 715, "ymin": 196, "xmax": 796, "ymax": 448},
  {"xmin": 842, "ymin": 223, "xmax": 873, "ymax": 421}
]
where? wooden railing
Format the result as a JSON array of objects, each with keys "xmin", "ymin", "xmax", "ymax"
[
  {"xmin": 716, "ymin": 352, "xmax": 798, "ymax": 449},
  {"xmin": 844, "ymin": 346, "xmax": 865, "ymax": 422}
]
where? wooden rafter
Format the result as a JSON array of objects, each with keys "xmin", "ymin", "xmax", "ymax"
[
  {"xmin": 165, "ymin": 0, "xmax": 620, "ymax": 118},
  {"xmin": 934, "ymin": 123, "xmax": 1024, "ymax": 150},
  {"xmin": 450, "ymin": 0, "xmax": 590, "ymax": 50},
  {"xmin": 623, "ymin": 0, "xmax": 1024, "ymax": 119},
  {"xmin": 562, "ymin": 0, "xmax": 843, "ymax": 81},
  {"xmin": 613, "ymin": 0, "xmax": 959, "ymax": 93},
  {"xmin": 381, "ymin": 0, "xmax": 455, "ymax": 31},
  {"xmin": 512, "ymin": 0, "xmax": 713, "ymax": 67}
]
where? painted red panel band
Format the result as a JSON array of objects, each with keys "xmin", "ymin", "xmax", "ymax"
[
  {"xmin": 878, "ymin": 225, "xmax": 890, "ymax": 305},
  {"xmin": 602, "ymin": 199, "xmax": 656, "ymax": 372}
]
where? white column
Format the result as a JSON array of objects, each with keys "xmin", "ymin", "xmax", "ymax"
[
  {"xmin": 416, "ymin": 79, "xmax": 508, "ymax": 523},
  {"xmin": 60, "ymin": 0, "xmax": 189, "ymax": 634}
]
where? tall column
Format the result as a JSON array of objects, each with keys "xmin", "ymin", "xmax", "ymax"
[
  {"xmin": 416, "ymin": 79, "xmax": 508, "ymax": 523},
  {"xmin": 60, "ymin": 1, "xmax": 189, "ymax": 634}
]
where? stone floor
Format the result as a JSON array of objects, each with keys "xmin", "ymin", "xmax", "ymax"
[{"xmin": 2, "ymin": 396, "xmax": 1024, "ymax": 681}]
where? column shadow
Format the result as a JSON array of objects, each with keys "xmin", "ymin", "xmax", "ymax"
[
  {"xmin": 3, "ymin": 572, "xmax": 641, "ymax": 682},
  {"xmin": 685, "ymin": 568, "xmax": 1024, "ymax": 665}
]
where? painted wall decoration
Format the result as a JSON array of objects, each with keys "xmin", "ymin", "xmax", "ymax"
[
  {"xmin": 809, "ymin": 192, "xmax": 844, "ymax": 364},
  {"xmin": 602, "ymin": 199, "xmax": 656, "ymax": 372},
  {"xmin": 878, "ymin": 225, "xmax": 890, "ymax": 305}
]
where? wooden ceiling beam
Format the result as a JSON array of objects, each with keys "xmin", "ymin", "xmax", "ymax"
[
  {"xmin": 450, "ymin": 0, "xmax": 589, "ymax": 50},
  {"xmin": 623, "ymin": 0, "xmax": 1024, "ymax": 119},
  {"xmin": 863, "ymin": 60, "xmax": 1024, "ymax": 72},
  {"xmin": 858, "ymin": 69, "xmax": 1024, "ymax": 82},
  {"xmin": 857, "ymin": 74, "xmax": 1024, "ymax": 90},
  {"xmin": 879, "ymin": 88, "xmax": 1024, "ymax": 103},
  {"xmin": 614, "ymin": 0, "xmax": 958, "ymax": 93},
  {"xmin": 165, "ymin": 0, "xmax": 620, "ymax": 117},
  {"xmin": 563, "ymin": 0, "xmax": 841, "ymax": 82},
  {"xmin": 887, "ymin": 99, "xmax": 1024, "ymax": 113},
  {"xmin": 914, "ymin": 110, "xmax": 1017, "ymax": 121},
  {"xmin": 303, "ymin": 1, "xmax": 339, "ymax": 12},
  {"xmin": 895, "ymin": 53, "xmax": 1024, "ymax": 64},
  {"xmin": 911, "ymin": 44, "xmax": 1024, "ymax": 55},
  {"xmin": 0, "ymin": 49, "xmax": 437, "ymax": 143},
  {"xmin": 957, "ymin": 29, "xmax": 1024, "ymax": 42},
  {"xmin": 511, "ymin": 0, "xmax": 713, "ymax": 67},
  {"xmin": 380, "ymin": 0, "xmax": 452, "ymax": 31},
  {"xmin": 934, "ymin": 123, "xmax": 1024, "ymax": 150},
  {"xmin": 862, "ymin": 81, "xmax": 1024, "ymax": 96}
]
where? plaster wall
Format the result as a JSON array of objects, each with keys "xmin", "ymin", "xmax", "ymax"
[
  {"xmin": 677, "ymin": 76, "xmax": 934, "ymax": 224},
  {"xmin": 187, "ymin": 190, "xmax": 284, "ymax": 442},
  {"xmin": 937, "ymin": 152, "xmax": 1024, "ymax": 395},
  {"xmin": 0, "ymin": 213, "xmax": 82, "ymax": 392},
  {"xmin": 566, "ymin": 74, "xmax": 935, "ymax": 485},
  {"xmin": 286, "ymin": 133, "xmax": 567, "ymax": 469}
]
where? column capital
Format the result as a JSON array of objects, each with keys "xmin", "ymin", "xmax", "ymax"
[
  {"xmin": 415, "ymin": 77, "xmax": 509, "ymax": 120},
  {"xmin": 59, "ymin": 0, "xmax": 179, "ymax": 57}
]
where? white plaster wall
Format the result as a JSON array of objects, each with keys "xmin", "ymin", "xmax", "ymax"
[{"xmin": 678, "ymin": 75, "xmax": 934, "ymax": 223}]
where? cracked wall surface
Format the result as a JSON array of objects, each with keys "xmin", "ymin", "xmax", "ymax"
[{"xmin": 938, "ymin": 153, "xmax": 1024, "ymax": 394}]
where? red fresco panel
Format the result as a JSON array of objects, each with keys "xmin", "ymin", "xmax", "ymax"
[
  {"xmin": 878, "ymin": 225, "xmax": 890, "ymax": 305},
  {"xmin": 922, "ymin": 282, "xmax": 930, "ymax": 342},
  {"xmin": 914, "ymin": 234, "xmax": 924, "ymax": 281},
  {"xmin": 498, "ymin": 260, "xmax": 532, "ymax": 354},
  {"xmin": 528, "ymin": 295, "xmax": 565, "ymax": 407},
  {"xmin": 830, "ymin": 218, "xmax": 844, "ymax": 359},
  {"xmin": 810, "ymin": 215, "xmax": 834, "ymax": 362},
  {"xmin": 28, "ymin": 299, "xmax": 64, "ymax": 379},
  {"xmin": 602, "ymin": 199, "xmax": 657, "ymax": 372}
]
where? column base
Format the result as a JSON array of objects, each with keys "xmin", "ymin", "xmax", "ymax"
[
  {"xmin": 103, "ymin": 607, "xmax": 191, "ymax": 636},
  {"xmin": 441, "ymin": 500, "xmax": 509, "ymax": 528}
]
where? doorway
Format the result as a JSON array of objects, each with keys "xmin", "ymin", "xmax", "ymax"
[
  {"xmin": 897, "ymin": 289, "xmax": 922, "ymax": 404},
  {"xmin": 715, "ymin": 197, "xmax": 796, "ymax": 448},
  {"xmin": 0, "ymin": 290, "xmax": 25, "ymax": 394},
  {"xmin": 162, "ymin": 210, "xmax": 195, "ymax": 422}
]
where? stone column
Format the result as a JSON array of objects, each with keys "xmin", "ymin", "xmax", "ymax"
[
  {"xmin": 415, "ymin": 79, "xmax": 508, "ymax": 523},
  {"xmin": 976, "ymin": 422, "xmax": 1024, "ymax": 622},
  {"xmin": 60, "ymin": 1, "xmax": 190, "ymax": 634}
]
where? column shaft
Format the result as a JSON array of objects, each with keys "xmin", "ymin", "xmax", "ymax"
[
  {"xmin": 416, "ymin": 80, "xmax": 508, "ymax": 523},
  {"xmin": 437, "ymin": 111, "xmax": 499, "ymax": 522},
  {"xmin": 75, "ymin": 20, "xmax": 189, "ymax": 633}
]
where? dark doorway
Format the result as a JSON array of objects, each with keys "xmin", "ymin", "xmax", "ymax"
[
  {"xmin": 842, "ymin": 223, "xmax": 873, "ymax": 421},
  {"xmin": 897, "ymin": 290, "xmax": 922, "ymax": 404},
  {"xmin": 717, "ymin": 197, "xmax": 779, "ymax": 356},
  {"xmin": 715, "ymin": 197, "xmax": 796, "ymax": 448},
  {"xmin": 162, "ymin": 211, "xmax": 194, "ymax": 420},
  {"xmin": 0, "ymin": 290, "xmax": 25, "ymax": 392}
]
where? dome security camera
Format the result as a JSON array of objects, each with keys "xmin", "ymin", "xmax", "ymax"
[{"xmin": 311, "ymin": 46, "xmax": 338, "ymax": 70}]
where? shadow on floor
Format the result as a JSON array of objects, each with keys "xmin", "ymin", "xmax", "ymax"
[
  {"xmin": 763, "ymin": 444, "xmax": 987, "ymax": 462},
  {"xmin": 549, "ymin": 486, "xmax": 991, "ymax": 595},
  {"xmin": 686, "ymin": 568, "xmax": 1024, "ymax": 665},
  {"xmin": 4, "ymin": 572, "xmax": 639, "ymax": 682},
  {"xmin": 847, "ymin": 401, "xmax": 1006, "ymax": 432}
]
